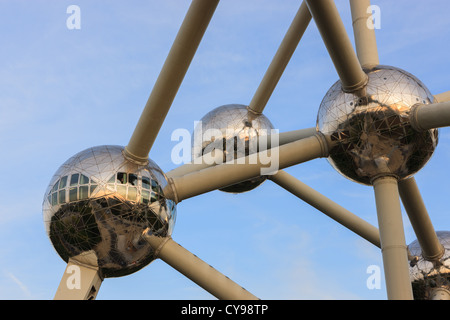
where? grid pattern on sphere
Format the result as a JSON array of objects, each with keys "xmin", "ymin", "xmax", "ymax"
[
  {"xmin": 43, "ymin": 145, "xmax": 176, "ymax": 277},
  {"xmin": 316, "ymin": 66, "xmax": 438, "ymax": 185},
  {"xmin": 408, "ymin": 231, "xmax": 450, "ymax": 299}
]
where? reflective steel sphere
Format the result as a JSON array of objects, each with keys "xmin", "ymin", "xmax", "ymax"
[
  {"xmin": 408, "ymin": 231, "xmax": 450, "ymax": 300},
  {"xmin": 43, "ymin": 145, "xmax": 177, "ymax": 278},
  {"xmin": 192, "ymin": 104, "xmax": 275, "ymax": 193},
  {"xmin": 317, "ymin": 65, "xmax": 438, "ymax": 185}
]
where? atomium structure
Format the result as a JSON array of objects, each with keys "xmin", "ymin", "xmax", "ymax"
[{"xmin": 43, "ymin": 0, "xmax": 450, "ymax": 300}]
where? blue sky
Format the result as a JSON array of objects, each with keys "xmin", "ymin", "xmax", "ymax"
[{"xmin": 0, "ymin": 0, "xmax": 449, "ymax": 300}]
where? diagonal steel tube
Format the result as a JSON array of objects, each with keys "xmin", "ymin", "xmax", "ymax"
[
  {"xmin": 165, "ymin": 133, "xmax": 330, "ymax": 202},
  {"xmin": 373, "ymin": 176, "xmax": 413, "ymax": 300},
  {"xmin": 410, "ymin": 101, "xmax": 450, "ymax": 131},
  {"xmin": 305, "ymin": 0, "xmax": 368, "ymax": 93},
  {"xmin": 270, "ymin": 170, "xmax": 380, "ymax": 247},
  {"xmin": 248, "ymin": 1, "xmax": 311, "ymax": 114},
  {"xmin": 349, "ymin": 0, "xmax": 380, "ymax": 68},
  {"xmin": 166, "ymin": 150, "xmax": 224, "ymax": 179},
  {"xmin": 434, "ymin": 91, "xmax": 450, "ymax": 103},
  {"xmin": 124, "ymin": 0, "xmax": 219, "ymax": 164},
  {"xmin": 142, "ymin": 233, "xmax": 259, "ymax": 300},
  {"xmin": 166, "ymin": 127, "xmax": 317, "ymax": 179},
  {"xmin": 398, "ymin": 177, "xmax": 444, "ymax": 261}
]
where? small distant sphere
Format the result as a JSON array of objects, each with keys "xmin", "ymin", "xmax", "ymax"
[
  {"xmin": 42, "ymin": 145, "xmax": 177, "ymax": 278},
  {"xmin": 408, "ymin": 231, "xmax": 450, "ymax": 300},
  {"xmin": 317, "ymin": 65, "xmax": 438, "ymax": 185},
  {"xmin": 192, "ymin": 104, "xmax": 275, "ymax": 193}
]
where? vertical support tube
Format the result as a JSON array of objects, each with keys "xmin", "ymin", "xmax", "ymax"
[
  {"xmin": 349, "ymin": 0, "xmax": 380, "ymax": 68},
  {"xmin": 248, "ymin": 1, "xmax": 311, "ymax": 114},
  {"xmin": 398, "ymin": 177, "xmax": 444, "ymax": 261},
  {"xmin": 305, "ymin": 0, "xmax": 368, "ymax": 92},
  {"xmin": 124, "ymin": 0, "xmax": 220, "ymax": 163},
  {"xmin": 143, "ymin": 234, "xmax": 259, "ymax": 300},
  {"xmin": 373, "ymin": 176, "xmax": 413, "ymax": 300}
]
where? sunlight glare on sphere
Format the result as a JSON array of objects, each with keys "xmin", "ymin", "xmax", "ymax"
[
  {"xmin": 42, "ymin": 145, "xmax": 177, "ymax": 278},
  {"xmin": 317, "ymin": 65, "xmax": 438, "ymax": 185}
]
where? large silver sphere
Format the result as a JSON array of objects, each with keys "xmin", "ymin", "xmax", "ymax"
[
  {"xmin": 317, "ymin": 65, "xmax": 438, "ymax": 185},
  {"xmin": 408, "ymin": 231, "xmax": 450, "ymax": 300},
  {"xmin": 193, "ymin": 104, "xmax": 275, "ymax": 193},
  {"xmin": 43, "ymin": 145, "xmax": 176, "ymax": 278}
]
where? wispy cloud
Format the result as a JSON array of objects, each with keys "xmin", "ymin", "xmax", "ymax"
[{"xmin": 5, "ymin": 272, "xmax": 32, "ymax": 298}]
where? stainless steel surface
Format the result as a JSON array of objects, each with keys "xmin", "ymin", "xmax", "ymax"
[
  {"xmin": 317, "ymin": 65, "xmax": 438, "ymax": 185},
  {"xmin": 373, "ymin": 175, "xmax": 414, "ymax": 300},
  {"xmin": 43, "ymin": 145, "xmax": 177, "ymax": 278},
  {"xmin": 349, "ymin": 0, "xmax": 380, "ymax": 68},
  {"xmin": 40, "ymin": 1, "xmax": 450, "ymax": 301},
  {"xmin": 192, "ymin": 104, "xmax": 275, "ymax": 193},
  {"xmin": 409, "ymin": 231, "xmax": 450, "ymax": 300}
]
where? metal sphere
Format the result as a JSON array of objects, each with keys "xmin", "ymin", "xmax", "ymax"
[
  {"xmin": 408, "ymin": 231, "xmax": 450, "ymax": 300},
  {"xmin": 317, "ymin": 65, "xmax": 438, "ymax": 185},
  {"xmin": 42, "ymin": 145, "xmax": 177, "ymax": 278},
  {"xmin": 192, "ymin": 104, "xmax": 275, "ymax": 193}
]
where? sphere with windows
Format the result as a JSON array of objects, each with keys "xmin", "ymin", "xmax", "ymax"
[
  {"xmin": 317, "ymin": 65, "xmax": 438, "ymax": 185},
  {"xmin": 42, "ymin": 145, "xmax": 176, "ymax": 277}
]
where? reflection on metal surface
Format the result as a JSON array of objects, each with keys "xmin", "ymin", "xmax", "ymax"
[
  {"xmin": 408, "ymin": 231, "xmax": 450, "ymax": 300},
  {"xmin": 317, "ymin": 65, "xmax": 438, "ymax": 185},
  {"xmin": 42, "ymin": 145, "xmax": 176, "ymax": 278},
  {"xmin": 192, "ymin": 104, "xmax": 275, "ymax": 193}
]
